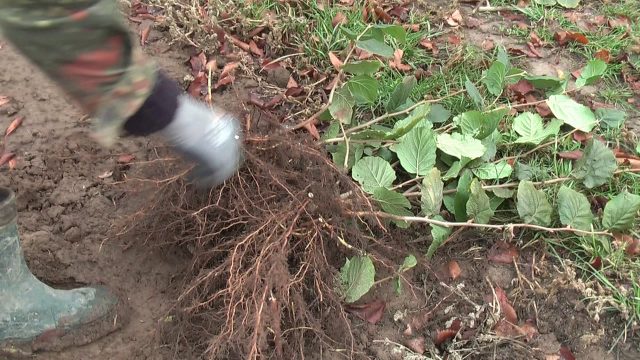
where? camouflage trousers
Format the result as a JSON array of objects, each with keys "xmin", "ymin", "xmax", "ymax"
[{"xmin": 0, "ymin": 0, "xmax": 157, "ymax": 147}]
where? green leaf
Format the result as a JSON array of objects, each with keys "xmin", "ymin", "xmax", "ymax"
[
  {"xmin": 517, "ymin": 181, "xmax": 552, "ymax": 226},
  {"xmin": 595, "ymin": 108, "xmax": 626, "ymax": 129},
  {"xmin": 395, "ymin": 127, "xmax": 437, "ymax": 175},
  {"xmin": 421, "ymin": 168, "xmax": 443, "ymax": 217},
  {"xmin": 374, "ymin": 24, "xmax": 407, "ymax": 44},
  {"xmin": 443, "ymin": 161, "xmax": 463, "ymax": 181},
  {"xmin": 574, "ymin": 138, "xmax": 617, "ymax": 188},
  {"xmin": 321, "ymin": 122, "xmax": 340, "ymax": 140},
  {"xmin": 347, "ymin": 75, "xmax": 379, "ymax": 105},
  {"xmin": 576, "ymin": 59, "xmax": 607, "ymax": 88},
  {"xmin": 356, "ymin": 38, "xmax": 394, "ymax": 58},
  {"xmin": 483, "ymin": 61, "xmax": 507, "ymax": 96},
  {"xmin": 513, "ymin": 112, "xmax": 563, "ymax": 145},
  {"xmin": 492, "ymin": 187, "xmax": 515, "ymax": 199},
  {"xmin": 516, "ymin": 162, "xmax": 535, "ymax": 181},
  {"xmin": 387, "ymin": 104, "xmax": 431, "ymax": 140},
  {"xmin": 602, "ymin": 192, "xmax": 640, "ymax": 231},
  {"xmin": 387, "ymin": 76, "xmax": 417, "ymax": 112},
  {"xmin": 427, "ymin": 215, "xmax": 452, "ymax": 259},
  {"xmin": 436, "ymin": 133, "xmax": 487, "ymax": 160},
  {"xmin": 557, "ymin": 0, "xmax": 580, "ymax": 8},
  {"xmin": 373, "ymin": 187, "xmax": 412, "ymax": 228},
  {"xmin": 428, "ymin": 104, "xmax": 451, "ymax": 123},
  {"xmin": 557, "ymin": 186, "xmax": 593, "ymax": 231},
  {"xmin": 329, "ymin": 86, "xmax": 355, "ymax": 124},
  {"xmin": 351, "ymin": 129, "xmax": 388, "ymax": 140},
  {"xmin": 400, "ymin": 254, "xmax": 417, "ymax": 271},
  {"xmin": 454, "ymin": 170, "xmax": 473, "ymax": 222},
  {"xmin": 340, "ymin": 256, "xmax": 375, "ymax": 303},
  {"xmin": 332, "ymin": 143, "xmax": 364, "ymax": 170},
  {"xmin": 637, "ymin": 142, "xmax": 640, "ymax": 155},
  {"xmin": 547, "ymin": 95, "xmax": 597, "ymax": 132},
  {"xmin": 466, "ymin": 179, "xmax": 494, "ymax": 224},
  {"xmin": 497, "ymin": 45, "xmax": 510, "ymax": 68},
  {"xmin": 481, "ymin": 130, "xmax": 501, "ymax": 162},
  {"xmin": 490, "ymin": 196, "xmax": 506, "ymax": 211},
  {"xmin": 454, "ymin": 109, "xmax": 505, "ymax": 140},
  {"xmin": 341, "ymin": 60, "xmax": 383, "ymax": 75},
  {"xmin": 472, "ymin": 161, "xmax": 513, "ymax": 180},
  {"xmin": 465, "ymin": 78, "xmax": 484, "ymax": 109},
  {"xmin": 524, "ymin": 75, "xmax": 563, "ymax": 90},
  {"xmin": 352, "ymin": 156, "xmax": 396, "ymax": 194}
]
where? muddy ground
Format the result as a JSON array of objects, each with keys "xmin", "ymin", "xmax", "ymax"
[{"xmin": 1, "ymin": 3, "xmax": 639, "ymax": 360}]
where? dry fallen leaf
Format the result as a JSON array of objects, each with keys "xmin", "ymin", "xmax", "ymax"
[
  {"xmin": 139, "ymin": 19, "xmax": 153, "ymax": 46},
  {"xmin": 555, "ymin": 31, "xmax": 589, "ymax": 45},
  {"xmin": 558, "ymin": 150, "xmax": 584, "ymax": 160},
  {"xmin": 98, "ymin": 170, "xmax": 114, "ymax": 179},
  {"xmin": 5, "ymin": 116, "xmax": 24, "ymax": 137},
  {"xmin": 187, "ymin": 73, "xmax": 207, "ymax": 97},
  {"xmin": 419, "ymin": 38, "xmax": 439, "ymax": 55},
  {"xmin": 445, "ymin": 9, "xmax": 463, "ymax": 27},
  {"xmin": 0, "ymin": 96, "xmax": 10, "ymax": 107},
  {"xmin": 0, "ymin": 152, "xmax": 15, "ymax": 168},
  {"xmin": 594, "ymin": 49, "xmax": 611, "ymax": 63},
  {"xmin": 345, "ymin": 299, "xmax": 386, "ymax": 324},
  {"xmin": 495, "ymin": 287, "xmax": 518, "ymax": 324},
  {"xmin": 189, "ymin": 51, "xmax": 207, "ymax": 76},
  {"xmin": 389, "ymin": 49, "xmax": 411, "ymax": 72},
  {"xmin": 117, "ymin": 154, "xmax": 136, "ymax": 164},
  {"xmin": 403, "ymin": 337, "xmax": 426, "ymax": 355},
  {"xmin": 535, "ymin": 102, "xmax": 553, "ymax": 117},
  {"xmin": 482, "ymin": 39, "xmax": 495, "ymax": 51},
  {"xmin": 329, "ymin": 52, "xmax": 344, "ymax": 70},
  {"xmin": 559, "ymin": 345, "xmax": 576, "ymax": 360},
  {"xmin": 389, "ymin": 5, "xmax": 409, "ymax": 20},
  {"xmin": 373, "ymin": 6, "xmax": 392, "ymax": 23},
  {"xmin": 249, "ymin": 41, "xmax": 264, "ymax": 57},
  {"xmin": 434, "ymin": 319, "xmax": 461, "ymax": 345},
  {"xmin": 448, "ymin": 260, "xmax": 462, "ymax": 280},
  {"xmin": 530, "ymin": 32, "xmax": 543, "ymax": 47},
  {"xmin": 487, "ymin": 241, "xmax": 519, "ymax": 264},
  {"xmin": 332, "ymin": 12, "xmax": 347, "ymax": 28},
  {"xmin": 572, "ymin": 130, "xmax": 592, "ymax": 143}
]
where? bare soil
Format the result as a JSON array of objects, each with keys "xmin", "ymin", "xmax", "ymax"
[{"xmin": 1, "ymin": 4, "xmax": 639, "ymax": 360}]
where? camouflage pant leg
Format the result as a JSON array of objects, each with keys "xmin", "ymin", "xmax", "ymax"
[{"xmin": 0, "ymin": 0, "xmax": 157, "ymax": 147}]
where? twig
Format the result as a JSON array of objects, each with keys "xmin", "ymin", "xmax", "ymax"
[
  {"xmin": 291, "ymin": 26, "xmax": 372, "ymax": 132},
  {"xmin": 339, "ymin": 122, "xmax": 350, "ymax": 170},
  {"xmin": 347, "ymin": 210, "xmax": 614, "ymax": 238}
]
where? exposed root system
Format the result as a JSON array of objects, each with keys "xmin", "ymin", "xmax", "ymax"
[{"xmin": 125, "ymin": 131, "xmax": 380, "ymax": 359}]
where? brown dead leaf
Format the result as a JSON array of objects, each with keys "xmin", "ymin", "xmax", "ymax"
[
  {"xmin": 0, "ymin": 152, "xmax": 15, "ymax": 168},
  {"xmin": 508, "ymin": 46, "xmax": 540, "ymax": 58},
  {"xmin": 520, "ymin": 320, "xmax": 539, "ymax": 342},
  {"xmin": 249, "ymin": 41, "xmax": 264, "ymax": 57},
  {"xmin": 445, "ymin": 9, "xmax": 463, "ymax": 27},
  {"xmin": 495, "ymin": 287, "xmax": 518, "ymax": 324},
  {"xmin": 419, "ymin": 38, "xmax": 439, "ymax": 55},
  {"xmin": 220, "ymin": 62, "xmax": 239, "ymax": 78},
  {"xmin": 373, "ymin": 6, "xmax": 392, "ymax": 23},
  {"xmin": 448, "ymin": 260, "xmax": 461, "ymax": 280},
  {"xmin": 355, "ymin": 48, "xmax": 373, "ymax": 60},
  {"xmin": 558, "ymin": 150, "xmax": 583, "ymax": 160},
  {"xmin": 447, "ymin": 35, "xmax": 462, "ymax": 46},
  {"xmin": 4, "ymin": 116, "xmax": 23, "ymax": 137},
  {"xmin": 530, "ymin": 32, "xmax": 543, "ymax": 47},
  {"xmin": 559, "ymin": 345, "xmax": 576, "ymax": 360},
  {"xmin": 187, "ymin": 73, "xmax": 207, "ymax": 97},
  {"xmin": 214, "ymin": 74, "xmax": 235, "ymax": 89},
  {"xmin": 228, "ymin": 35, "xmax": 251, "ymax": 52},
  {"xmin": 7, "ymin": 157, "xmax": 16, "ymax": 170},
  {"xmin": 608, "ymin": 16, "xmax": 630, "ymax": 29},
  {"xmin": 535, "ymin": 102, "xmax": 553, "ymax": 117},
  {"xmin": 487, "ymin": 241, "xmax": 519, "ymax": 264},
  {"xmin": 403, "ymin": 337, "xmax": 425, "ymax": 355},
  {"xmin": 329, "ymin": 52, "xmax": 344, "ymax": 70},
  {"xmin": 555, "ymin": 31, "xmax": 589, "ymax": 45},
  {"xmin": 389, "ymin": 5, "xmax": 409, "ymax": 21},
  {"xmin": 0, "ymin": 96, "xmax": 9, "ymax": 107},
  {"xmin": 390, "ymin": 49, "xmax": 412, "ymax": 72},
  {"xmin": 332, "ymin": 12, "xmax": 347, "ymax": 28},
  {"xmin": 493, "ymin": 319, "xmax": 528, "ymax": 338},
  {"xmin": 139, "ymin": 19, "xmax": 153, "ymax": 46},
  {"xmin": 248, "ymin": 26, "xmax": 266, "ymax": 38},
  {"xmin": 509, "ymin": 79, "xmax": 535, "ymax": 96},
  {"xmin": 526, "ymin": 42, "xmax": 543, "ymax": 57},
  {"xmin": 117, "ymin": 154, "xmax": 136, "ymax": 164},
  {"xmin": 614, "ymin": 232, "xmax": 640, "ymax": 256},
  {"xmin": 345, "ymin": 299, "xmax": 386, "ymax": 324},
  {"xmin": 594, "ymin": 49, "xmax": 611, "ymax": 63},
  {"xmin": 591, "ymin": 256, "xmax": 602, "ymax": 269},
  {"xmin": 261, "ymin": 58, "xmax": 282, "ymax": 71},
  {"xmin": 286, "ymin": 76, "xmax": 299, "ymax": 89},
  {"xmin": 434, "ymin": 319, "xmax": 461, "ymax": 345},
  {"xmin": 482, "ymin": 39, "xmax": 495, "ymax": 51},
  {"xmin": 572, "ymin": 130, "xmax": 592, "ymax": 143},
  {"xmin": 189, "ymin": 51, "xmax": 207, "ymax": 76}
]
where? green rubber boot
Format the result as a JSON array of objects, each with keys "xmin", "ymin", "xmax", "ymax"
[{"xmin": 0, "ymin": 186, "xmax": 127, "ymax": 358}]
